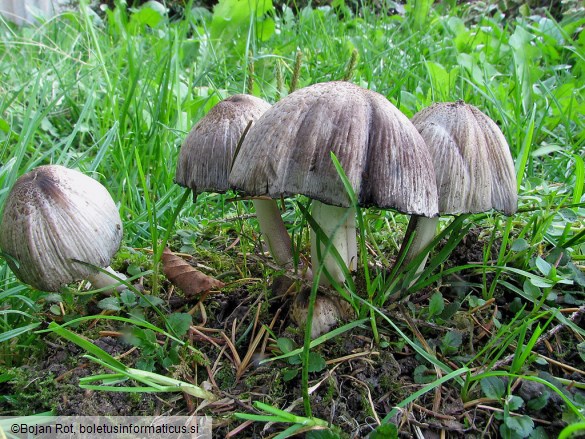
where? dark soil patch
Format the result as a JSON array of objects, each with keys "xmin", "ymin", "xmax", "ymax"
[{"xmin": 2, "ymin": 233, "xmax": 583, "ymax": 437}]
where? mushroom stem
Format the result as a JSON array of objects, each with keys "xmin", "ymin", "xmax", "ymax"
[
  {"xmin": 398, "ymin": 215, "xmax": 439, "ymax": 277},
  {"xmin": 252, "ymin": 198, "xmax": 294, "ymax": 269},
  {"xmin": 309, "ymin": 201, "xmax": 357, "ymax": 286},
  {"xmin": 87, "ymin": 266, "xmax": 128, "ymax": 293}
]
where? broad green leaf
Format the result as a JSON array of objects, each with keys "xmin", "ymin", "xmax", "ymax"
[
  {"xmin": 507, "ymin": 395, "xmax": 524, "ymax": 411},
  {"xmin": 413, "ymin": 365, "xmax": 435, "ymax": 384},
  {"xmin": 308, "ymin": 352, "xmax": 326, "ymax": 373},
  {"xmin": 526, "ymin": 394, "xmax": 548, "ymax": 411},
  {"xmin": 126, "ymin": 328, "xmax": 159, "ymax": 355},
  {"xmin": 282, "ymin": 368, "xmax": 298, "ymax": 382},
  {"xmin": 370, "ymin": 424, "xmax": 398, "ymax": 439},
  {"xmin": 558, "ymin": 208, "xmax": 577, "ymax": 223},
  {"xmin": 480, "ymin": 376, "xmax": 505, "ymax": 400},
  {"xmin": 426, "ymin": 61, "xmax": 458, "ymax": 101},
  {"xmin": 97, "ymin": 296, "xmax": 122, "ymax": 311},
  {"xmin": 277, "ymin": 337, "xmax": 295, "ymax": 354},
  {"xmin": 523, "ymin": 279, "xmax": 541, "ymax": 300},
  {"xmin": 530, "ymin": 426, "xmax": 549, "ymax": 439},
  {"xmin": 138, "ymin": 294, "xmax": 164, "ymax": 308},
  {"xmin": 531, "ymin": 145, "xmax": 563, "ymax": 157},
  {"xmin": 440, "ymin": 330, "xmax": 463, "ymax": 355},
  {"xmin": 505, "ymin": 414, "xmax": 534, "ymax": 437},
  {"xmin": 510, "ymin": 239, "xmax": 530, "ymax": 252},
  {"xmin": 429, "ymin": 292, "xmax": 444, "ymax": 317},
  {"xmin": 210, "ymin": 0, "xmax": 274, "ymax": 50},
  {"xmin": 130, "ymin": 2, "xmax": 166, "ymax": 28},
  {"xmin": 440, "ymin": 301, "xmax": 460, "ymax": 320},
  {"xmin": 166, "ymin": 313, "xmax": 192, "ymax": 337},
  {"xmin": 120, "ymin": 289, "xmax": 136, "ymax": 306},
  {"xmin": 534, "ymin": 257, "xmax": 551, "ymax": 277}
]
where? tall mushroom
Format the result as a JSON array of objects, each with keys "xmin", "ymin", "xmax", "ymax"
[
  {"xmin": 175, "ymin": 94, "xmax": 295, "ymax": 269},
  {"xmin": 398, "ymin": 100, "xmax": 518, "ymax": 274},
  {"xmin": 0, "ymin": 165, "xmax": 125, "ymax": 292},
  {"xmin": 229, "ymin": 81, "xmax": 439, "ymax": 287}
]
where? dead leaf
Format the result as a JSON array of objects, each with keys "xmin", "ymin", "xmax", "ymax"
[{"xmin": 161, "ymin": 248, "xmax": 224, "ymax": 297}]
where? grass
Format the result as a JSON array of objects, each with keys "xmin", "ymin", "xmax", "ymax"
[{"xmin": 0, "ymin": 0, "xmax": 584, "ymax": 437}]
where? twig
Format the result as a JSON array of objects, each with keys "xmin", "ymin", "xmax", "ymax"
[
  {"xmin": 226, "ymin": 420, "xmax": 254, "ymax": 438},
  {"xmin": 220, "ymin": 332, "xmax": 241, "ymax": 369},
  {"xmin": 536, "ymin": 353, "xmax": 585, "ymax": 376},
  {"xmin": 412, "ymin": 403, "xmax": 456, "ymax": 421},
  {"xmin": 483, "ymin": 304, "xmax": 585, "ymax": 373},
  {"xmin": 341, "ymin": 374, "xmax": 381, "ymax": 425},
  {"xmin": 476, "ymin": 405, "xmax": 552, "ymax": 425},
  {"xmin": 325, "ymin": 350, "xmax": 380, "ymax": 366},
  {"xmin": 469, "ymin": 298, "xmax": 496, "ymax": 314},
  {"xmin": 236, "ymin": 326, "xmax": 267, "ymax": 381},
  {"xmin": 190, "ymin": 326, "xmax": 223, "ymax": 349}
]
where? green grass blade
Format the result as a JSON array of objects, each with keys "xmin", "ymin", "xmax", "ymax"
[
  {"xmin": 0, "ymin": 322, "xmax": 41, "ymax": 343},
  {"xmin": 381, "ymin": 367, "xmax": 469, "ymax": 424}
]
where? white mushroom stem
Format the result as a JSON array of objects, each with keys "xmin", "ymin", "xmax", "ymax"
[
  {"xmin": 87, "ymin": 266, "xmax": 128, "ymax": 293},
  {"xmin": 253, "ymin": 199, "xmax": 294, "ymax": 269},
  {"xmin": 399, "ymin": 215, "xmax": 440, "ymax": 276},
  {"xmin": 309, "ymin": 201, "xmax": 357, "ymax": 286}
]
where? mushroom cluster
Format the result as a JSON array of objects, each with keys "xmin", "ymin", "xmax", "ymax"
[
  {"xmin": 229, "ymin": 81, "xmax": 439, "ymax": 286},
  {"xmin": 0, "ymin": 165, "xmax": 125, "ymax": 292},
  {"xmin": 222, "ymin": 83, "xmax": 517, "ymax": 336},
  {"xmin": 0, "ymin": 83, "xmax": 517, "ymax": 342}
]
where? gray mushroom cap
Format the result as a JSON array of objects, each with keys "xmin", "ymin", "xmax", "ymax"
[
  {"xmin": 412, "ymin": 101, "xmax": 518, "ymax": 215},
  {"xmin": 175, "ymin": 94, "xmax": 271, "ymax": 194},
  {"xmin": 228, "ymin": 81, "xmax": 439, "ymax": 217},
  {"xmin": 0, "ymin": 165, "xmax": 123, "ymax": 291}
]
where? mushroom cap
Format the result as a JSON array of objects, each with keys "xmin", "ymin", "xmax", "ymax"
[
  {"xmin": 0, "ymin": 165, "xmax": 123, "ymax": 291},
  {"xmin": 228, "ymin": 81, "xmax": 439, "ymax": 216},
  {"xmin": 290, "ymin": 287, "xmax": 355, "ymax": 338},
  {"xmin": 175, "ymin": 94, "xmax": 271, "ymax": 194},
  {"xmin": 412, "ymin": 101, "xmax": 518, "ymax": 215}
]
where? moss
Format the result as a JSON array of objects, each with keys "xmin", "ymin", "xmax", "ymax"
[
  {"xmin": 0, "ymin": 367, "xmax": 63, "ymax": 415},
  {"xmin": 243, "ymin": 368, "xmax": 285, "ymax": 399},
  {"xmin": 214, "ymin": 366, "xmax": 236, "ymax": 389},
  {"xmin": 320, "ymin": 377, "xmax": 336, "ymax": 405}
]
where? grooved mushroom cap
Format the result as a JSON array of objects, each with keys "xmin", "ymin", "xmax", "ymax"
[
  {"xmin": 0, "ymin": 165, "xmax": 123, "ymax": 291},
  {"xmin": 411, "ymin": 101, "xmax": 518, "ymax": 215},
  {"xmin": 175, "ymin": 94, "xmax": 271, "ymax": 194},
  {"xmin": 228, "ymin": 81, "xmax": 439, "ymax": 216}
]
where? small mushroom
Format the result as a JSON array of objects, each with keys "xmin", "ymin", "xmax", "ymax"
[
  {"xmin": 291, "ymin": 287, "xmax": 354, "ymax": 338},
  {"xmin": 230, "ymin": 81, "xmax": 439, "ymax": 286},
  {"xmin": 175, "ymin": 94, "xmax": 295, "ymax": 269},
  {"xmin": 399, "ymin": 100, "xmax": 518, "ymax": 275},
  {"xmin": 0, "ymin": 165, "xmax": 125, "ymax": 292}
]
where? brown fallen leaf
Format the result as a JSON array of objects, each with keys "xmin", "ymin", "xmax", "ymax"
[{"xmin": 161, "ymin": 248, "xmax": 224, "ymax": 297}]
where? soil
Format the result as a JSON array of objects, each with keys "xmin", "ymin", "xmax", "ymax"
[{"xmin": 2, "ymin": 227, "xmax": 583, "ymax": 438}]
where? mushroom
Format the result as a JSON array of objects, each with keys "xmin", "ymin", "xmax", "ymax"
[
  {"xmin": 398, "ymin": 100, "xmax": 518, "ymax": 275},
  {"xmin": 175, "ymin": 94, "xmax": 296, "ymax": 269},
  {"xmin": 0, "ymin": 165, "xmax": 125, "ymax": 292},
  {"xmin": 291, "ymin": 287, "xmax": 354, "ymax": 338},
  {"xmin": 229, "ymin": 81, "xmax": 439, "ymax": 287}
]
